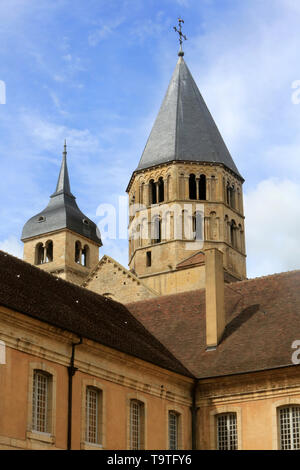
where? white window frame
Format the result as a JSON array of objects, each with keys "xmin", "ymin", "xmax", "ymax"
[
  {"xmin": 216, "ymin": 413, "xmax": 238, "ymax": 450},
  {"xmin": 279, "ymin": 406, "xmax": 300, "ymax": 450},
  {"xmin": 85, "ymin": 387, "xmax": 101, "ymax": 445},
  {"xmin": 32, "ymin": 370, "xmax": 51, "ymax": 434},
  {"xmin": 168, "ymin": 411, "xmax": 179, "ymax": 450}
]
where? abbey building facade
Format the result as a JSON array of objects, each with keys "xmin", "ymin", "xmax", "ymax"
[{"xmin": 0, "ymin": 50, "xmax": 300, "ymax": 451}]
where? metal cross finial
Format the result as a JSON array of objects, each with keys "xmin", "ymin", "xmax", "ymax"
[{"xmin": 173, "ymin": 18, "xmax": 187, "ymax": 56}]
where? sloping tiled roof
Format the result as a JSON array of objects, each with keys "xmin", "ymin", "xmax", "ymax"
[
  {"xmin": 176, "ymin": 251, "xmax": 205, "ymax": 269},
  {"xmin": 0, "ymin": 251, "xmax": 191, "ymax": 377},
  {"xmin": 127, "ymin": 270, "xmax": 300, "ymax": 378},
  {"xmin": 135, "ymin": 56, "xmax": 242, "ymax": 179}
]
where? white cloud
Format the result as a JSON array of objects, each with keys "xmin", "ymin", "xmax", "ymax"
[
  {"xmin": 244, "ymin": 178, "xmax": 300, "ymax": 278},
  {"xmin": 0, "ymin": 236, "xmax": 23, "ymax": 259},
  {"xmin": 88, "ymin": 17, "xmax": 125, "ymax": 46},
  {"xmin": 20, "ymin": 113, "xmax": 101, "ymax": 154}
]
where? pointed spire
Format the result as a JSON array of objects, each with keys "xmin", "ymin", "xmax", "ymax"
[
  {"xmin": 54, "ymin": 140, "xmax": 72, "ymax": 196},
  {"xmin": 136, "ymin": 57, "xmax": 242, "ymax": 179}
]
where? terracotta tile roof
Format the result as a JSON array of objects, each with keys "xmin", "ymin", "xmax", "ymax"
[
  {"xmin": 0, "ymin": 251, "xmax": 192, "ymax": 377},
  {"xmin": 127, "ymin": 270, "xmax": 300, "ymax": 378},
  {"xmin": 176, "ymin": 251, "xmax": 205, "ymax": 269}
]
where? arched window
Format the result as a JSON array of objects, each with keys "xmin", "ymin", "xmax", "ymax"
[
  {"xmin": 45, "ymin": 241, "xmax": 53, "ymax": 263},
  {"xmin": 152, "ymin": 216, "xmax": 161, "ymax": 244},
  {"xmin": 75, "ymin": 241, "xmax": 82, "ymax": 264},
  {"xmin": 158, "ymin": 177, "xmax": 164, "ymax": 203},
  {"xmin": 230, "ymin": 221, "xmax": 237, "ymax": 248},
  {"xmin": 199, "ymin": 174, "xmax": 206, "ymax": 200},
  {"xmin": 149, "ymin": 180, "xmax": 157, "ymax": 205},
  {"xmin": 82, "ymin": 245, "xmax": 89, "ymax": 267},
  {"xmin": 35, "ymin": 243, "xmax": 44, "ymax": 265},
  {"xmin": 189, "ymin": 174, "xmax": 196, "ymax": 200}
]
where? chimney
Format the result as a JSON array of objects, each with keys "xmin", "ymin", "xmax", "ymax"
[{"xmin": 205, "ymin": 248, "xmax": 225, "ymax": 348}]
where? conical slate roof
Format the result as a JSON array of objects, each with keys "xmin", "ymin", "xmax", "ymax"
[
  {"xmin": 136, "ymin": 56, "xmax": 242, "ymax": 179},
  {"xmin": 21, "ymin": 143, "xmax": 102, "ymax": 245}
]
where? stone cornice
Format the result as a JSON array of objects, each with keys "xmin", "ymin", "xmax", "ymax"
[{"xmin": 0, "ymin": 305, "xmax": 192, "ymax": 406}]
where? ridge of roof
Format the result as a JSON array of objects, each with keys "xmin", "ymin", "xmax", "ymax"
[{"xmin": 127, "ymin": 268, "xmax": 300, "ymax": 307}]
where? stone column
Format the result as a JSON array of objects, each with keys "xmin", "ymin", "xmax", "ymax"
[
  {"xmin": 184, "ymin": 175, "xmax": 189, "ymax": 200},
  {"xmin": 144, "ymin": 183, "xmax": 150, "ymax": 207},
  {"xmin": 196, "ymin": 177, "xmax": 200, "ymax": 200}
]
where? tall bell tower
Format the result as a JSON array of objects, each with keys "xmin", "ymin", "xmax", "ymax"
[
  {"xmin": 21, "ymin": 142, "xmax": 102, "ymax": 285},
  {"xmin": 126, "ymin": 30, "xmax": 246, "ymax": 296}
]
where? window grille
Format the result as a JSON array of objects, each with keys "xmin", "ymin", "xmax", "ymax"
[
  {"xmin": 217, "ymin": 413, "xmax": 238, "ymax": 450},
  {"xmin": 279, "ymin": 407, "xmax": 300, "ymax": 450},
  {"xmin": 169, "ymin": 412, "xmax": 178, "ymax": 450},
  {"xmin": 130, "ymin": 400, "xmax": 143, "ymax": 450},
  {"xmin": 86, "ymin": 388, "xmax": 99, "ymax": 444},
  {"xmin": 32, "ymin": 371, "xmax": 49, "ymax": 433}
]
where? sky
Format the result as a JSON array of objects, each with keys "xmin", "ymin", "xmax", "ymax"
[{"xmin": 0, "ymin": 0, "xmax": 300, "ymax": 279}]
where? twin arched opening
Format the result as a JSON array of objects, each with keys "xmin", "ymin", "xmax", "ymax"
[
  {"xmin": 189, "ymin": 174, "xmax": 206, "ymax": 200},
  {"xmin": 149, "ymin": 177, "xmax": 164, "ymax": 205},
  {"xmin": 75, "ymin": 241, "xmax": 90, "ymax": 267},
  {"xmin": 35, "ymin": 240, "xmax": 53, "ymax": 265}
]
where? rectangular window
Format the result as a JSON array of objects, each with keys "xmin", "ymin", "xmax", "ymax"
[
  {"xmin": 86, "ymin": 387, "xmax": 101, "ymax": 444},
  {"xmin": 168, "ymin": 411, "xmax": 178, "ymax": 450},
  {"xmin": 217, "ymin": 413, "xmax": 238, "ymax": 450},
  {"xmin": 280, "ymin": 407, "xmax": 300, "ymax": 450},
  {"xmin": 130, "ymin": 400, "xmax": 144, "ymax": 450},
  {"xmin": 32, "ymin": 371, "xmax": 50, "ymax": 433},
  {"xmin": 146, "ymin": 251, "xmax": 151, "ymax": 267}
]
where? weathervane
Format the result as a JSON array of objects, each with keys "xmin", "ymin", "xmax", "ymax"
[{"xmin": 173, "ymin": 18, "xmax": 187, "ymax": 56}]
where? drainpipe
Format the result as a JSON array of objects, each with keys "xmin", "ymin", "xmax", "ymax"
[
  {"xmin": 67, "ymin": 337, "xmax": 82, "ymax": 450},
  {"xmin": 191, "ymin": 379, "xmax": 199, "ymax": 450}
]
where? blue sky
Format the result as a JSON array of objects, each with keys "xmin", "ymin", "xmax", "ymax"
[{"xmin": 1, "ymin": 0, "xmax": 300, "ymax": 279}]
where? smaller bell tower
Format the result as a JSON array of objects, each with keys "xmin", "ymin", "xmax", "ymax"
[{"xmin": 21, "ymin": 142, "xmax": 102, "ymax": 285}]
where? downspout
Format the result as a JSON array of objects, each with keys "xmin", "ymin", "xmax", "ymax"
[
  {"xmin": 191, "ymin": 378, "xmax": 199, "ymax": 450},
  {"xmin": 67, "ymin": 337, "xmax": 82, "ymax": 450}
]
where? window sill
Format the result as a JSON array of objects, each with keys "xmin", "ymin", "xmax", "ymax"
[
  {"xmin": 81, "ymin": 441, "xmax": 103, "ymax": 450},
  {"xmin": 26, "ymin": 431, "xmax": 55, "ymax": 445}
]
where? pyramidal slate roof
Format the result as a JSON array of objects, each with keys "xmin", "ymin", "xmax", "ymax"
[
  {"xmin": 136, "ymin": 56, "xmax": 242, "ymax": 179},
  {"xmin": 21, "ymin": 143, "xmax": 102, "ymax": 245}
]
